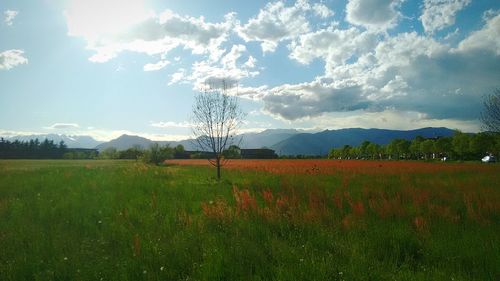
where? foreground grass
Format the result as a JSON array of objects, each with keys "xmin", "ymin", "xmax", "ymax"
[{"xmin": 0, "ymin": 160, "xmax": 499, "ymax": 280}]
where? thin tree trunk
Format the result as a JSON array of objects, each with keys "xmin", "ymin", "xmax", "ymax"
[{"xmin": 216, "ymin": 157, "xmax": 221, "ymax": 180}]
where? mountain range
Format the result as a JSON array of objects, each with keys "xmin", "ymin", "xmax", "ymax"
[
  {"xmin": 3, "ymin": 127, "xmax": 457, "ymax": 156},
  {"xmin": 270, "ymin": 127, "xmax": 455, "ymax": 155},
  {"xmin": 94, "ymin": 129, "xmax": 304, "ymax": 151}
]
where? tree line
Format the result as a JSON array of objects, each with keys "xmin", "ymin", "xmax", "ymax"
[
  {"xmin": 99, "ymin": 144, "xmax": 188, "ymax": 164},
  {"xmin": 0, "ymin": 138, "xmax": 67, "ymax": 159},
  {"xmin": 328, "ymin": 131, "xmax": 500, "ymax": 161}
]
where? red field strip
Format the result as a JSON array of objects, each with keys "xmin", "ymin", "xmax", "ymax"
[{"xmin": 165, "ymin": 159, "xmax": 496, "ymax": 175}]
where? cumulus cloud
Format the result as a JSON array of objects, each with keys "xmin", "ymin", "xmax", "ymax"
[
  {"xmin": 345, "ymin": 0, "xmax": 403, "ymax": 31},
  {"xmin": 0, "ymin": 49, "xmax": 28, "ymax": 70},
  {"xmin": 4, "ymin": 10, "xmax": 18, "ymax": 26},
  {"xmin": 300, "ymin": 110, "xmax": 480, "ymax": 132},
  {"xmin": 238, "ymin": 0, "xmax": 312, "ymax": 53},
  {"xmin": 289, "ymin": 25, "xmax": 378, "ymax": 66},
  {"xmin": 169, "ymin": 68, "xmax": 186, "ymax": 85},
  {"xmin": 456, "ymin": 12, "xmax": 500, "ymax": 55},
  {"xmin": 45, "ymin": 123, "xmax": 80, "ymax": 129},
  {"xmin": 143, "ymin": 60, "xmax": 170, "ymax": 71},
  {"xmin": 261, "ymin": 80, "xmax": 370, "ymax": 120},
  {"xmin": 238, "ymin": 17, "xmax": 500, "ymax": 124},
  {"xmin": 59, "ymin": 0, "xmax": 497, "ymax": 132},
  {"xmin": 65, "ymin": 3, "xmax": 236, "ymax": 63},
  {"xmin": 420, "ymin": 0, "xmax": 471, "ymax": 34},
  {"xmin": 312, "ymin": 3, "xmax": 334, "ymax": 18},
  {"xmin": 174, "ymin": 44, "xmax": 259, "ymax": 89}
]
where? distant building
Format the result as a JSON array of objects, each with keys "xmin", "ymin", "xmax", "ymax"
[
  {"xmin": 66, "ymin": 148, "xmax": 99, "ymax": 154},
  {"xmin": 180, "ymin": 148, "xmax": 278, "ymax": 159},
  {"xmin": 240, "ymin": 148, "xmax": 278, "ymax": 159}
]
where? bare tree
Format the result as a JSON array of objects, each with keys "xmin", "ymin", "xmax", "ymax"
[
  {"xmin": 481, "ymin": 89, "xmax": 500, "ymax": 133},
  {"xmin": 191, "ymin": 81, "xmax": 245, "ymax": 180}
]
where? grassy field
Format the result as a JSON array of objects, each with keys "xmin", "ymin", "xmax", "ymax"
[{"xmin": 0, "ymin": 159, "xmax": 499, "ymax": 280}]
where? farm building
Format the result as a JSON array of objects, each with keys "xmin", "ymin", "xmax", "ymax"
[{"xmin": 240, "ymin": 148, "xmax": 278, "ymax": 159}]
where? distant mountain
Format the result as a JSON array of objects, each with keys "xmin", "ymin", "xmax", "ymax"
[
  {"xmin": 96, "ymin": 129, "xmax": 301, "ymax": 151},
  {"xmin": 95, "ymin": 127, "xmax": 456, "ymax": 155},
  {"xmin": 271, "ymin": 127, "xmax": 456, "ymax": 156},
  {"xmin": 239, "ymin": 129, "xmax": 300, "ymax": 148},
  {"xmin": 95, "ymin": 134, "xmax": 153, "ymax": 151},
  {"xmin": 5, "ymin": 134, "xmax": 103, "ymax": 149}
]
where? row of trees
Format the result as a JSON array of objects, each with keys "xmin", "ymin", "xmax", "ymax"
[
  {"xmin": 328, "ymin": 132, "xmax": 500, "ymax": 161},
  {"xmin": 0, "ymin": 138, "xmax": 67, "ymax": 159},
  {"xmin": 99, "ymin": 144, "xmax": 188, "ymax": 164}
]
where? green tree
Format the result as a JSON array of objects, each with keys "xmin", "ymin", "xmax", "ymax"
[
  {"xmin": 420, "ymin": 139, "xmax": 435, "ymax": 160},
  {"xmin": 119, "ymin": 146, "xmax": 144, "ymax": 160},
  {"xmin": 410, "ymin": 136, "xmax": 424, "ymax": 159},
  {"xmin": 433, "ymin": 137, "xmax": 451, "ymax": 159},
  {"xmin": 452, "ymin": 131, "xmax": 471, "ymax": 160},
  {"xmin": 340, "ymin": 145, "xmax": 352, "ymax": 159},
  {"xmin": 223, "ymin": 145, "xmax": 241, "ymax": 159},
  {"xmin": 469, "ymin": 133, "xmax": 495, "ymax": 158},
  {"xmin": 359, "ymin": 141, "xmax": 371, "ymax": 159},
  {"xmin": 367, "ymin": 143, "xmax": 381, "ymax": 159},
  {"xmin": 143, "ymin": 143, "xmax": 173, "ymax": 165},
  {"xmin": 100, "ymin": 147, "xmax": 119, "ymax": 159},
  {"xmin": 174, "ymin": 144, "xmax": 187, "ymax": 159}
]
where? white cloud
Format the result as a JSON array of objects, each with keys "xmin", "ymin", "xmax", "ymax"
[
  {"xmin": 0, "ymin": 49, "xmax": 28, "ymax": 70},
  {"xmin": 237, "ymin": 22, "xmax": 499, "ymax": 125},
  {"xmin": 0, "ymin": 129, "xmax": 41, "ymax": 137},
  {"xmin": 175, "ymin": 45, "xmax": 259, "ymax": 89},
  {"xmin": 150, "ymin": 121, "xmax": 192, "ymax": 128},
  {"xmin": 143, "ymin": 60, "xmax": 170, "ymax": 71},
  {"xmin": 456, "ymin": 12, "xmax": 500, "ymax": 55},
  {"xmin": 420, "ymin": 0, "xmax": 471, "ymax": 34},
  {"xmin": 261, "ymin": 80, "xmax": 369, "ymax": 121},
  {"xmin": 345, "ymin": 0, "xmax": 403, "ymax": 31},
  {"xmin": 0, "ymin": 128, "xmax": 191, "ymax": 142},
  {"xmin": 221, "ymin": 44, "xmax": 247, "ymax": 69},
  {"xmin": 57, "ymin": 1, "xmax": 499, "ymax": 132},
  {"xmin": 65, "ymin": 2, "xmax": 236, "ymax": 63},
  {"xmin": 238, "ymin": 0, "xmax": 312, "ymax": 53},
  {"xmin": 312, "ymin": 3, "xmax": 334, "ymax": 18},
  {"xmin": 4, "ymin": 10, "xmax": 18, "ymax": 26},
  {"xmin": 298, "ymin": 110, "xmax": 480, "ymax": 132},
  {"xmin": 169, "ymin": 68, "xmax": 186, "ymax": 85},
  {"xmin": 244, "ymin": 56, "xmax": 257, "ymax": 68},
  {"xmin": 44, "ymin": 123, "xmax": 80, "ymax": 130},
  {"xmin": 289, "ymin": 25, "xmax": 378, "ymax": 66}
]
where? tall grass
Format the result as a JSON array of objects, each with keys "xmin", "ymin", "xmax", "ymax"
[{"xmin": 0, "ymin": 160, "xmax": 499, "ymax": 280}]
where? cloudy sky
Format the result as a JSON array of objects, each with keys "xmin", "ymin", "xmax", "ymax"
[{"xmin": 1, "ymin": 0, "xmax": 499, "ymax": 141}]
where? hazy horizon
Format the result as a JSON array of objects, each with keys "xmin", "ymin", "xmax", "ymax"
[{"xmin": 2, "ymin": 0, "xmax": 499, "ymax": 141}]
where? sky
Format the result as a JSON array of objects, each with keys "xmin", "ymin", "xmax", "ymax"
[{"xmin": 1, "ymin": 0, "xmax": 499, "ymax": 141}]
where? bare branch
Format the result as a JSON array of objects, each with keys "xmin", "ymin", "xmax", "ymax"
[
  {"xmin": 481, "ymin": 89, "xmax": 500, "ymax": 133},
  {"xmin": 190, "ymin": 79, "xmax": 245, "ymax": 179}
]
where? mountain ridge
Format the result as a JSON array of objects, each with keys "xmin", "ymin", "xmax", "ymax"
[
  {"xmin": 271, "ymin": 127, "xmax": 456, "ymax": 155},
  {"xmin": 95, "ymin": 127, "xmax": 457, "ymax": 155}
]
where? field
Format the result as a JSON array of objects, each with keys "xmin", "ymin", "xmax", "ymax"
[{"xmin": 0, "ymin": 159, "xmax": 499, "ymax": 280}]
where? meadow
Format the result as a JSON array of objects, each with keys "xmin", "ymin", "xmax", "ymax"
[{"xmin": 0, "ymin": 159, "xmax": 499, "ymax": 280}]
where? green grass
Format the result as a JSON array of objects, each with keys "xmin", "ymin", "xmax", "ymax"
[{"xmin": 0, "ymin": 160, "xmax": 499, "ymax": 280}]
